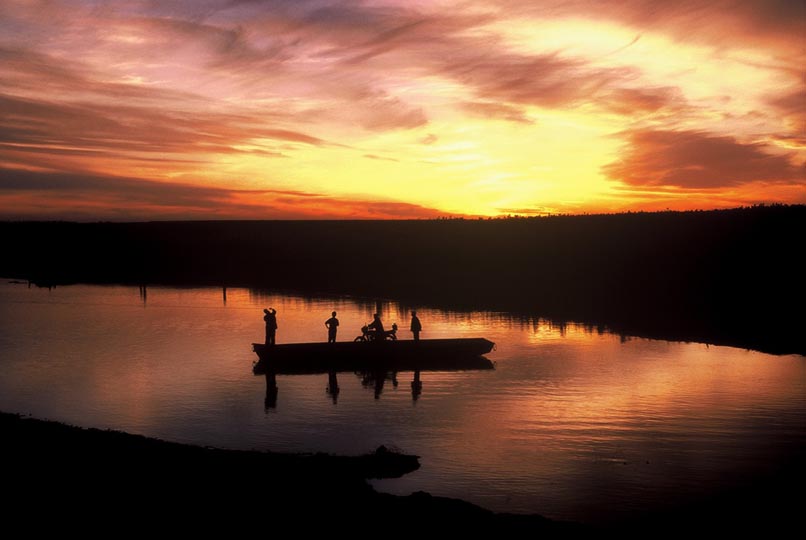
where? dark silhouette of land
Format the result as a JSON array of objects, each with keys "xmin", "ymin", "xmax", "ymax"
[
  {"xmin": 2, "ymin": 411, "xmax": 801, "ymax": 535},
  {"xmin": 2, "ymin": 205, "xmax": 804, "ymax": 355},
  {"xmin": 0, "ymin": 411, "xmax": 575, "ymax": 534}
]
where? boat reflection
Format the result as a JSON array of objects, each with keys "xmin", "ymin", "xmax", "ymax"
[{"xmin": 256, "ymin": 359, "xmax": 491, "ymax": 407}]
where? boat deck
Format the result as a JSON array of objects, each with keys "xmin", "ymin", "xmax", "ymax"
[{"xmin": 252, "ymin": 338, "xmax": 495, "ymax": 375}]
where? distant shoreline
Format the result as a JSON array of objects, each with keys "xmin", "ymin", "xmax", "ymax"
[{"xmin": 2, "ymin": 205, "xmax": 804, "ymax": 355}]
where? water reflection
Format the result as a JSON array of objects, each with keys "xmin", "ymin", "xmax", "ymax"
[
  {"xmin": 262, "ymin": 369, "xmax": 459, "ymax": 405},
  {"xmin": 264, "ymin": 372, "xmax": 278, "ymax": 410},
  {"xmin": 357, "ymin": 371, "xmax": 400, "ymax": 400},
  {"xmin": 412, "ymin": 370, "xmax": 422, "ymax": 401},
  {"xmin": 0, "ymin": 281, "xmax": 804, "ymax": 525}
]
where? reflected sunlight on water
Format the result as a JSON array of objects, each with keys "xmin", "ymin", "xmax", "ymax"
[{"xmin": 0, "ymin": 281, "xmax": 803, "ymax": 524}]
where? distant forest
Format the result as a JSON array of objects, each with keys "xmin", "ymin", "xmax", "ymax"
[{"xmin": 2, "ymin": 205, "xmax": 804, "ymax": 355}]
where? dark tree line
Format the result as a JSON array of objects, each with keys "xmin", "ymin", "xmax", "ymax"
[{"xmin": 2, "ymin": 205, "xmax": 803, "ymax": 355}]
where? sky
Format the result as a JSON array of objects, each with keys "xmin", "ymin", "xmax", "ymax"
[{"xmin": 1, "ymin": 0, "xmax": 804, "ymax": 220}]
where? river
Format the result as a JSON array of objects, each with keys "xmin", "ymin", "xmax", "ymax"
[{"xmin": 1, "ymin": 281, "xmax": 803, "ymax": 525}]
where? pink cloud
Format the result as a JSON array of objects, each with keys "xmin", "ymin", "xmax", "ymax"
[
  {"xmin": 460, "ymin": 101, "xmax": 533, "ymax": 124},
  {"xmin": 599, "ymin": 87, "xmax": 688, "ymax": 116}
]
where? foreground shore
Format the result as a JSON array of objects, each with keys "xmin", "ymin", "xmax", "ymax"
[
  {"xmin": 1, "ymin": 412, "xmax": 579, "ymax": 534},
  {"xmin": 4, "ymin": 412, "xmax": 801, "ymax": 535}
]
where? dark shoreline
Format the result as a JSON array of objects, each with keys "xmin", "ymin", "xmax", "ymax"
[
  {"xmin": 3, "ymin": 411, "xmax": 802, "ymax": 535},
  {"xmin": 2, "ymin": 205, "xmax": 804, "ymax": 356},
  {"xmin": 1, "ymin": 411, "xmax": 577, "ymax": 534}
]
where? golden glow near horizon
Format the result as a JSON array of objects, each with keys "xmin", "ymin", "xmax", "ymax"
[{"xmin": 0, "ymin": 0, "xmax": 804, "ymax": 219}]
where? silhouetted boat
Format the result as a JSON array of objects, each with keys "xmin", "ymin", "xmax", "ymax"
[{"xmin": 252, "ymin": 338, "xmax": 495, "ymax": 375}]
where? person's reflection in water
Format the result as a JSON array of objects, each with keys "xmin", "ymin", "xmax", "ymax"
[
  {"xmin": 264, "ymin": 308, "xmax": 277, "ymax": 345},
  {"xmin": 325, "ymin": 311, "xmax": 339, "ymax": 343},
  {"xmin": 412, "ymin": 370, "xmax": 422, "ymax": 402},
  {"xmin": 359, "ymin": 371, "xmax": 387, "ymax": 399},
  {"xmin": 374, "ymin": 373, "xmax": 385, "ymax": 399},
  {"xmin": 327, "ymin": 370, "xmax": 339, "ymax": 404},
  {"xmin": 265, "ymin": 372, "xmax": 278, "ymax": 410}
]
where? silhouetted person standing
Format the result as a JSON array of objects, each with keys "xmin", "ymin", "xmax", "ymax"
[
  {"xmin": 264, "ymin": 308, "xmax": 277, "ymax": 345},
  {"xmin": 410, "ymin": 311, "xmax": 422, "ymax": 341},
  {"xmin": 325, "ymin": 311, "xmax": 339, "ymax": 343}
]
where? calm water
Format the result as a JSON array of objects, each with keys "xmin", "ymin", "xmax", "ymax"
[{"xmin": 1, "ymin": 281, "xmax": 804, "ymax": 524}]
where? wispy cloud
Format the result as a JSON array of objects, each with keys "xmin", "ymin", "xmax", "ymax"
[
  {"xmin": 490, "ymin": 0, "xmax": 806, "ymax": 56},
  {"xmin": 0, "ymin": 89, "xmax": 326, "ymax": 172},
  {"xmin": 0, "ymin": 167, "xmax": 450, "ymax": 220},
  {"xmin": 460, "ymin": 101, "xmax": 533, "ymax": 124},
  {"xmin": 363, "ymin": 154, "xmax": 400, "ymax": 162},
  {"xmin": 1, "ymin": 0, "xmax": 804, "ymax": 218}
]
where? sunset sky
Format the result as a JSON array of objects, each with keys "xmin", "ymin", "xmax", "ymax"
[{"xmin": 1, "ymin": 0, "xmax": 804, "ymax": 220}]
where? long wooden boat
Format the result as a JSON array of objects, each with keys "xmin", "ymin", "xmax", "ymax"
[{"xmin": 252, "ymin": 338, "xmax": 495, "ymax": 375}]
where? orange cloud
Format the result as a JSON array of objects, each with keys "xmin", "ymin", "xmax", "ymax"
[
  {"xmin": 769, "ymin": 83, "xmax": 806, "ymax": 144},
  {"xmin": 604, "ymin": 129, "xmax": 806, "ymax": 188},
  {"xmin": 0, "ymin": 168, "xmax": 450, "ymax": 220}
]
